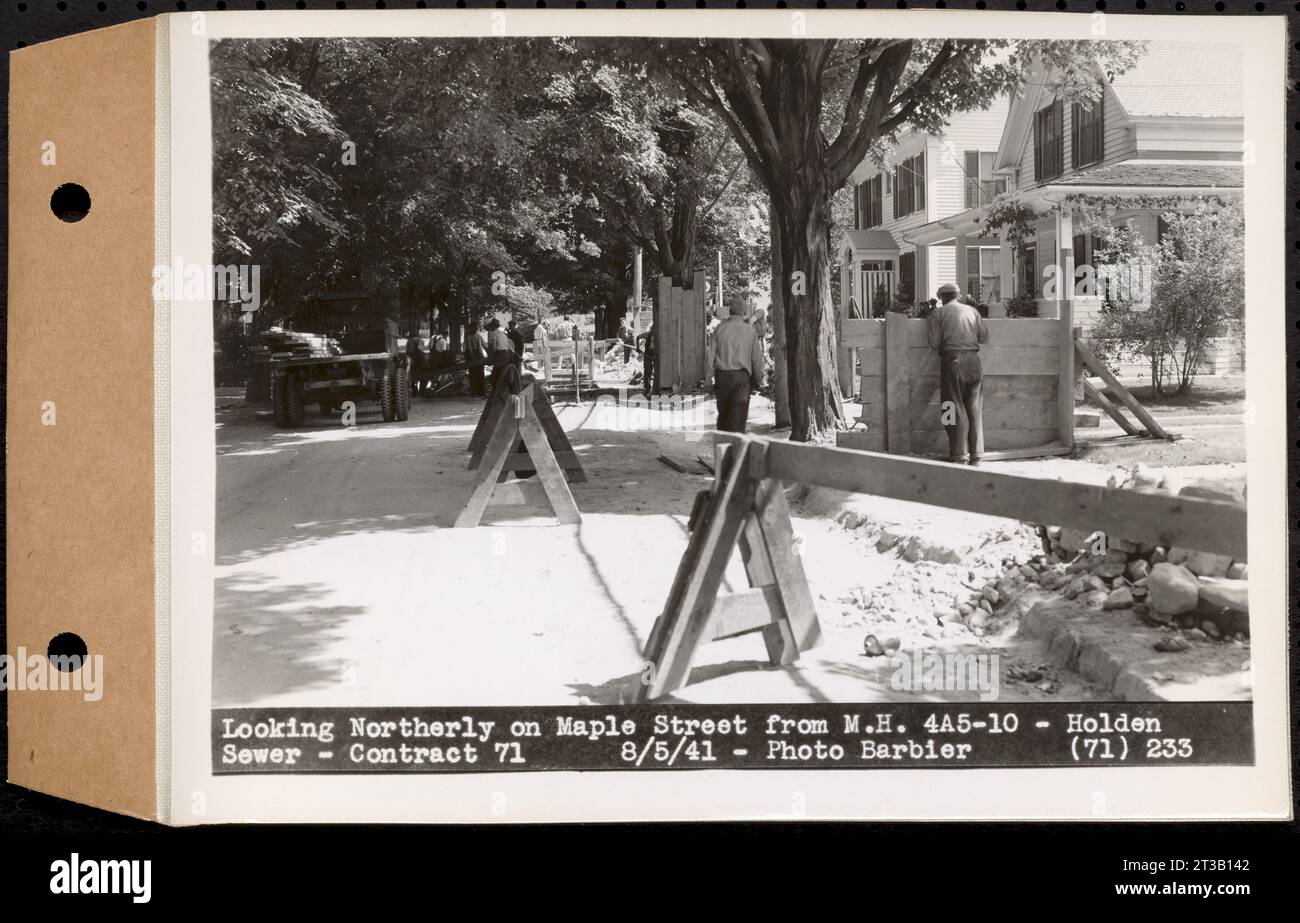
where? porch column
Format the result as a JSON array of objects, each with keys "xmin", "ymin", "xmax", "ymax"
[
  {"xmin": 954, "ymin": 235, "xmax": 968, "ymax": 298},
  {"xmin": 837, "ymin": 252, "xmax": 855, "ymax": 396},
  {"xmin": 913, "ymin": 244, "xmax": 929, "ymax": 305},
  {"xmin": 1055, "ymin": 208, "xmax": 1076, "ymax": 447},
  {"xmin": 998, "ymin": 236, "xmax": 1014, "ymax": 305}
]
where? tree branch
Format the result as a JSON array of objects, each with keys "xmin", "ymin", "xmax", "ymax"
[
  {"xmin": 827, "ymin": 40, "xmax": 915, "ymax": 188},
  {"xmin": 708, "ymin": 40, "xmax": 784, "ymax": 176},
  {"xmin": 698, "ymin": 155, "xmax": 745, "ymax": 220}
]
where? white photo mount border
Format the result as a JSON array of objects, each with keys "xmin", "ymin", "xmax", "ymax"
[{"xmin": 164, "ymin": 9, "xmax": 1288, "ymax": 824}]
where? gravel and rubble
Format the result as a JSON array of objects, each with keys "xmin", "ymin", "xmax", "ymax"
[{"xmin": 797, "ymin": 460, "xmax": 1251, "ymax": 702}]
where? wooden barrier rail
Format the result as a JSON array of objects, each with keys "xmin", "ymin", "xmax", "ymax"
[
  {"xmin": 637, "ymin": 432, "xmax": 1247, "ymax": 699},
  {"xmin": 727, "ymin": 434, "xmax": 1247, "ymax": 560}
]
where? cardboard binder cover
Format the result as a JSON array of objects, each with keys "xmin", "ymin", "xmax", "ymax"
[{"xmin": 7, "ymin": 18, "xmax": 160, "ymax": 820}]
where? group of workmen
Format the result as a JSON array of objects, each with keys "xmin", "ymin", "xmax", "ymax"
[
  {"xmin": 695, "ymin": 281, "xmax": 987, "ymax": 467},
  {"xmin": 402, "ymin": 281, "xmax": 987, "ymax": 463},
  {"xmin": 405, "ymin": 318, "xmax": 529, "ymax": 399},
  {"xmin": 406, "ymin": 314, "xmax": 588, "ymax": 399}
]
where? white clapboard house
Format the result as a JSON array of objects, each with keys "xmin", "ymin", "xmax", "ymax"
[
  {"xmin": 842, "ymin": 95, "xmax": 1011, "ymax": 318},
  {"xmin": 899, "ymin": 45, "xmax": 1242, "ymax": 335}
]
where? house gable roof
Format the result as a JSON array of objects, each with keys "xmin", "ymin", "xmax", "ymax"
[
  {"xmin": 994, "ymin": 68, "xmax": 1049, "ymax": 173},
  {"xmin": 995, "ymin": 42, "xmax": 1243, "ymax": 173},
  {"xmin": 1110, "ymin": 43, "xmax": 1242, "ymax": 119}
]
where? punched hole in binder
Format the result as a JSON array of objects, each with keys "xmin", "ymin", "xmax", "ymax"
[
  {"xmin": 47, "ymin": 632, "xmax": 88, "ymax": 671},
  {"xmin": 50, "ymin": 183, "xmax": 91, "ymax": 223}
]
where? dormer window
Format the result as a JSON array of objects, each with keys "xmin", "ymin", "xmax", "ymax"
[
  {"xmin": 1072, "ymin": 96, "xmax": 1105, "ymax": 169},
  {"xmin": 1033, "ymin": 100, "xmax": 1064, "ymax": 182}
]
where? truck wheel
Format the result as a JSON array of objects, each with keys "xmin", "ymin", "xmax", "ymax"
[
  {"xmin": 380, "ymin": 370, "xmax": 397, "ymax": 422},
  {"xmin": 396, "ymin": 366, "xmax": 411, "ymax": 421},
  {"xmin": 271, "ymin": 375, "xmax": 290, "ymax": 427},
  {"xmin": 284, "ymin": 374, "xmax": 305, "ymax": 428}
]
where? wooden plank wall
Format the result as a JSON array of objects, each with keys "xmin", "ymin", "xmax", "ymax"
[
  {"xmin": 841, "ymin": 317, "xmax": 1063, "ymax": 454},
  {"xmin": 655, "ymin": 274, "xmax": 708, "ymax": 392}
]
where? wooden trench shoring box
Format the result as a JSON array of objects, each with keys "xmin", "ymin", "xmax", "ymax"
[{"xmin": 837, "ymin": 312, "xmax": 1076, "ymax": 458}]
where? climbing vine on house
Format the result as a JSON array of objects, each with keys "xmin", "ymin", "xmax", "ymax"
[{"xmin": 1061, "ymin": 192, "xmax": 1229, "ymax": 236}]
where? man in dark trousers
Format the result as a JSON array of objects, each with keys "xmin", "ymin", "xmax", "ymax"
[
  {"xmin": 708, "ymin": 294, "xmax": 765, "ymax": 433},
  {"xmin": 506, "ymin": 320, "xmax": 526, "ymax": 367},
  {"xmin": 927, "ymin": 282, "xmax": 989, "ymax": 466},
  {"xmin": 636, "ymin": 321, "xmax": 656, "ymax": 397},
  {"xmin": 485, "ymin": 319, "xmax": 514, "ymax": 394}
]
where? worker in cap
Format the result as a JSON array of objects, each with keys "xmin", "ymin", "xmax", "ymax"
[
  {"xmin": 707, "ymin": 293, "xmax": 765, "ymax": 433},
  {"xmin": 927, "ymin": 282, "xmax": 989, "ymax": 466}
]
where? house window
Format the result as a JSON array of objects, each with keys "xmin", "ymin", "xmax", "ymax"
[
  {"xmin": 1071, "ymin": 96, "xmax": 1104, "ymax": 169},
  {"xmin": 893, "ymin": 152, "xmax": 926, "ymax": 219},
  {"xmin": 1157, "ymin": 214, "xmax": 1189, "ymax": 258},
  {"xmin": 964, "ymin": 151, "xmax": 1007, "ymax": 208},
  {"xmin": 1033, "ymin": 100, "xmax": 1064, "ymax": 182},
  {"xmin": 1071, "ymin": 232, "xmax": 1105, "ymax": 270},
  {"xmin": 1157, "ymin": 214, "xmax": 1174, "ymax": 246},
  {"xmin": 965, "ymin": 246, "xmax": 1001, "ymax": 303},
  {"xmin": 858, "ymin": 174, "xmax": 883, "ymax": 229},
  {"xmin": 1018, "ymin": 244, "xmax": 1037, "ymax": 299},
  {"xmin": 897, "ymin": 251, "xmax": 916, "ymax": 305},
  {"xmin": 1071, "ymin": 232, "xmax": 1107, "ymax": 293},
  {"xmin": 1071, "ymin": 233, "xmax": 1090, "ymax": 276}
]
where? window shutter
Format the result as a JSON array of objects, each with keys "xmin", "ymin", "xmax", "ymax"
[
  {"xmin": 1054, "ymin": 100, "xmax": 1064, "ymax": 177},
  {"xmin": 915, "ymin": 153, "xmax": 926, "ymax": 212},
  {"xmin": 1071, "ymin": 104, "xmax": 1080, "ymax": 169},
  {"xmin": 1072, "ymin": 96, "xmax": 1104, "ymax": 168},
  {"xmin": 965, "ymin": 152, "xmax": 979, "ymax": 208},
  {"xmin": 1094, "ymin": 94, "xmax": 1104, "ymax": 164},
  {"xmin": 1033, "ymin": 107, "xmax": 1044, "ymax": 181},
  {"xmin": 854, "ymin": 183, "xmax": 862, "ymax": 230},
  {"xmin": 966, "ymin": 247, "xmax": 981, "ymax": 279}
]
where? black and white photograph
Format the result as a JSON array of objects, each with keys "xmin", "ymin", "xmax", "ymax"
[
  {"xmin": 3, "ymin": 6, "xmax": 1290, "ymax": 833},
  {"xmin": 209, "ymin": 27, "xmax": 1256, "ymax": 716}
]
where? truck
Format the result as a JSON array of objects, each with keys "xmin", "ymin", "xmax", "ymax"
[{"xmin": 269, "ymin": 319, "xmax": 410, "ymax": 427}]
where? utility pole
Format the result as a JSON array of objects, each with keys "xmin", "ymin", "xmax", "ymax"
[
  {"xmin": 632, "ymin": 246, "xmax": 643, "ymax": 331},
  {"xmin": 717, "ymin": 250, "xmax": 724, "ymax": 312}
]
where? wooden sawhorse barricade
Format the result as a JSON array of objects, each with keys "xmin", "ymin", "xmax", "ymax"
[
  {"xmin": 456, "ymin": 370, "xmax": 585, "ymax": 527},
  {"xmin": 636, "ymin": 433, "xmax": 1248, "ymax": 701},
  {"xmin": 634, "ymin": 435, "xmax": 822, "ymax": 701}
]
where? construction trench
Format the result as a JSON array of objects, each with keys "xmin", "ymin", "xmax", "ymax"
[{"xmin": 213, "ymin": 385, "xmax": 1250, "ymax": 709}]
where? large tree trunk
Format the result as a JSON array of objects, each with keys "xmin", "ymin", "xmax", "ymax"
[
  {"xmin": 769, "ymin": 155, "xmax": 844, "ymax": 442},
  {"xmin": 650, "ymin": 193, "xmax": 700, "ymax": 288},
  {"xmin": 688, "ymin": 38, "xmax": 920, "ymax": 440},
  {"xmin": 769, "ymin": 211, "xmax": 790, "ymax": 427}
]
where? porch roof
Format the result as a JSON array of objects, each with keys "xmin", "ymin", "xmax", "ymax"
[
  {"xmin": 1053, "ymin": 161, "xmax": 1243, "ymax": 188},
  {"xmin": 903, "ymin": 163, "xmax": 1243, "ymax": 247},
  {"xmin": 845, "ymin": 229, "xmax": 900, "ymax": 254},
  {"xmin": 901, "ymin": 207, "xmax": 988, "ymax": 247}
]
